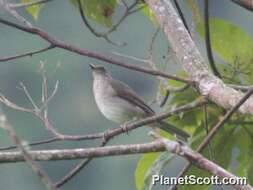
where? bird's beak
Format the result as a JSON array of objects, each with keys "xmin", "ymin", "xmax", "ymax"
[{"xmin": 89, "ymin": 63, "xmax": 96, "ymax": 70}]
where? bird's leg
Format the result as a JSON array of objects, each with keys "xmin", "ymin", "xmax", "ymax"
[
  {"xmin": 120, "ymin": 117, "xmax": 138, "ymax": 135},
  {"xmin": 120, "ymin": 122, "xmax": 130, "ymax": 135},
  {"xmin": 102, "ymin": 130, "xmax": 110, "ymax": 145}
]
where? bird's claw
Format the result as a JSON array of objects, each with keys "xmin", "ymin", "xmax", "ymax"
[
  {"xmin": 121, "ymin": 123, "xmax": 129, "ymax": 135},
  {"xmin": 102, "ymin": 130, "xmax": 110, "ymax": 145}
]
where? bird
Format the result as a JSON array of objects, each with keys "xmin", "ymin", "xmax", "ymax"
[{"xmin": 89, "ymin": 63, "xmax": 190, "ymax": 140}]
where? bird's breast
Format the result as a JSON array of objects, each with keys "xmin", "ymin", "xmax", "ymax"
[{"xmin": 93, "ymin": 79, "xmax": 144, "ymax": 123}]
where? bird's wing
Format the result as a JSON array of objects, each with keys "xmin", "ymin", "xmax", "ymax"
[{"xmin": 110, "ymin": 78, "xmax": 155, "ymax": 116}]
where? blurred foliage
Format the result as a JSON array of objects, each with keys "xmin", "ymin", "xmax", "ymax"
[
  {"xmin": 21, "ymin": 0, "xmax": 44, "ymax": 20},
  {"xmin": 70, "ymin": 0, "xmax": 117, "ymax": 27}
]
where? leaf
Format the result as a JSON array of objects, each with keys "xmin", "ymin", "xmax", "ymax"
[
  {"xmin": 135, "ymin": 153, "xmax": 161, "ymax": 190},
  {"xmin": 135, "ymin": 152, "xmax": 174, "ymax": 190},
  {"xmin": 197, "ymin": 18, "xmax": 253, "ymax": 64},
  {"xmin": 144, "ymin": 152, "xmax": 174, "ymax": 190},
  {"xmin": 179, "ymin": 125, "xmax": 236, "ymax": 190},
  {"xmin": 141, "ymin": 3, "xmax": 157, "ymax": 24},
  {"xmin": 70, "ymin": 0, "xmax": 117, "ymax": 27},
  {"xmin": 248, "ymin": 159, "xmax": 253, "ymax": 185},
  {"xmin": 21, "ymin": 0, "xmax": 43, "ymax": 20}
]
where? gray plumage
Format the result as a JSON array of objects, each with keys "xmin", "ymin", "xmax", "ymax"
[{"xmin": 89, "ymin": 63, "xmax": 189, "ymax": 140}]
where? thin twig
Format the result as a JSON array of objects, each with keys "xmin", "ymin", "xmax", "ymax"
[
  {"xmin": 49, "ymin": 99, "xmax": 207, "ymax": 187},
  {"xmin": 0, "ymin": 45, "xmax": 55, "ymax": 62},
  {"xmin": 228, "ymin": 84, "xmax": 253, "ymax": 92},
  {"xmin": 19, "ymin": 82, "xmax": 39, "ymax": 110},
  {"xmin": 77, "ymin": 0, "xmax": 141, "ymax": 46},
  {"xmin": 204, "ymin": 0, "xmax": 221, "ymax": 78},
  {"xmin": 0, "ymin": 98, "xmax": 206, "ymax": 149}
]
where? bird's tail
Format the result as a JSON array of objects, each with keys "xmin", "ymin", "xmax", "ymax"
[{"xmin": 156, "ymin": 121, "xmax": 190, "ymax": 141}]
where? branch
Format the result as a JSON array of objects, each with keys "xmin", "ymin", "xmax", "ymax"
[
  {"xmin": 0, "ymin": 0, "xmax": 32, "ymax": 27},
  {"xmin": 0, "ymin": 45, "xmax": 55, "ymax": 62},
  {"xmin": 160, "ymin": 137, "xmax": 252, "ymax": 190},
  {"xmin": 172, "ymin": 86, "xmax": 253, "ymax": 189},
  {"xmin": 231, "ymin": 0, "xmax": 253, "ymax": 11},
  {"xmin": 54, "ymin": 140, "xmax": 110, "ymax": 187},
  {"xmin": 0, "ymin": 97, "xmax": 205, "ymax": 187},
  {"xmin": 0, "ymin": 18, "xmax": 191, "ymax": 84},
  {"xmin": 0, "ymin": 138, "xmax": 251, "ymax": 190},
  {"xmin": 0, "ymin": 98, "xmax": 206, "ymax": 149},
  {"xmin": 77, "ymin": 0, "xmax": 141, "ymax": 46},
  {"xmin": 54, "ymin": 95, "xmax": 204, "ymax": 188},
  {"xmin": 0, "ymin": 141, "xmax": 164, "ymax": 162},
  {"xmin": 0, "ymin": 112, "xmax": 57, "ymax": 190},
  {"xmin": 145, "ymin": 0, "xmax": 253, "ymax": 114}
]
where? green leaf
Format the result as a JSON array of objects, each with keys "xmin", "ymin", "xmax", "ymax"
[
  {"xmin": 141, "ymin": 3, "xmax": 157, "ymax": 24},
  {"xmin": 70, "ymin": 0, "xmax": 117, "ymax": 27},
  {"xmin": 135, "ymin": 153, "xmax": 161, "ymax": 190},
  {"xmin": 21, "ymin": 0, "xmax": 43, "ymax": 20},
  {"xmin": 197, "ymin": 18, "xmax": 253, "ymax": 84},
  {"xmin": 135, "ymin": 152, "xmax": 173, "ymax": 190},
  {"xmin": 144, "ymin": 152, "xmax": 174, "ymax": 190},
  {"xmin": 248, "ymin": 159, "xmax": 253, "ymax": 185},
  {"xmin": 179, "ymin": 125, "xmax": 236, "ymax": 190},
  {"xmin": 197, "ymin": 18, "xmax": 253, "ymax": 64}
]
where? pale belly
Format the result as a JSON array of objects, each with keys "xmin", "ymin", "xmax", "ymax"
[{"xmin": 95, "ymin": 95, "xmax": 145, "ymax": 123}]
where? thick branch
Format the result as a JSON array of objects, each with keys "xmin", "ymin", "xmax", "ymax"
[
  {"xmin": 0, "ymin": 141, "xmax": 164, "ymax": 162},
  {"xmin": 145, "ymin": 0, "xmax": 253, "ymax": 114},
  {"xmin": 0, "ymin": 139, "xmax": 251, "ymax": 190}
]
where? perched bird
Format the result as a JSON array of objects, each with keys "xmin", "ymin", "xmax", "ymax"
[{"xmin": 89, "ymin": 63, "xmax": 189, "ymax": 140}]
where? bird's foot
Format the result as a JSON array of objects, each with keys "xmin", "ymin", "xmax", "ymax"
[
  {"xmin": 120, "ymin": 123, "xmax": 130, "ymax": 135},
  {"xmin": 102, "ymin": 129, "xmax": 111, "ymax": 145}
]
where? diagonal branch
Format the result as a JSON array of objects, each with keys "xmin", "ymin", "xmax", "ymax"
[
  {"xmin": 230, "ymin": 0, "xmax": 253, "ymax": 11},
  {"xmin": 145, "ymin": 0, "xmax": 253, "ymax": 114},
  {"xmin": 172, "ymin": 86, "xmax": 253, "ymax": 190},
  {"xmin": 0, "ymin": 112, "xmax": 57, "ymax": 190}
]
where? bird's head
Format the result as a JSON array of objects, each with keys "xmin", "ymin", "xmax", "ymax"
[{"xmin": 89, "ymin": 63, "xmax": 110, "ymax": 79}]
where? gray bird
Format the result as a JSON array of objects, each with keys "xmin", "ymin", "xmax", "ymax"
[{"xmin": 89, "ymin": 63, "xmax": 190, "ymax": 140}]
